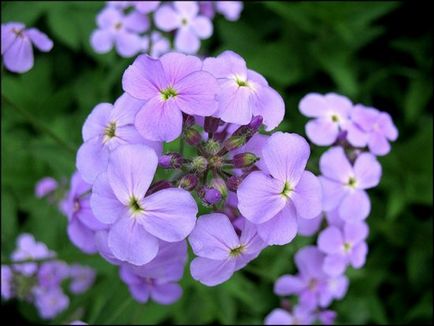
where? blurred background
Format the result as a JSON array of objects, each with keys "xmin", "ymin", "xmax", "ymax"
[{"xmin": 1, "ymin": 1, "xmax": 432, "ymax": 324}]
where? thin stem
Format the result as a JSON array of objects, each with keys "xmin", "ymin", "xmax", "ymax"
[
  {"xmin": 179, "ymin": 138, "xmax": 185, "ymax": 155},
  {"xmin": 103, "ymin": 296, "xmax": 134, "ymax": 324},
  {"xmin": 2, "ymin": 94, "xmax": 76, "ymax": 154}
]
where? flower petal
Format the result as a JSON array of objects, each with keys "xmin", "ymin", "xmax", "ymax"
[
  {"xmin": 3, "ymin": 36, "xmax": 33, "ymax": 73},
  {"xmin": 291, "ymin": 171, "xmax": 322, "ymax": 219},
  {"xmin": 160, "ymin": 52, "xmax": 202, "ymax": 84},
  {"xmin": 305, "ymin": 118, "xmax": 339, "ymax": 146},
  {"xmin": 265, "ymin": 309, "xmax": 293, "ymax": 325},
  {"xmin": 257, "ymin": 202, "xmax": 298, "ymax": 245},
  {"xmin": 251, "ymin": 84, "xmax": 285, "ymax": 131},
  {"xmin": 323, "ymin": 254, "xmax": 347, "ymax": 276},
  {"xmin": 353, "ymin": 152, "xmax": 382, "ymax": 189},
  {"xmin": 115, "ymin": 32, "xmax": 142, "ymax": 58},
  {"xmin": 344, "ymin": 222, "xmax": 369, "ymax": 244},
  {"xmin": 320, "ymin": 177, "xmax": 347, "ymax": 211},
  {"xmin": 350, "ymin": 242, "xmax": 368, "ymax": 268},
  {"xmin": 274, "ymin": 275, "xmax": 304, "ymax": 296},
  {"xmin": 151, "ymin": 283, "xmax": 183, "ymax": 305},
  {"xmin": 82, "ymin": 103, "xmax": 112, "ymax": 141},
  {"xmin": 108, "ymin": 144, "xmax": 158, "ymax": 202},
  {"xmin": 368, "ymin": 132, "xmax": 391, "ymax": 156},
  {"xmin": 216, "ymin": 80, "xmax": 253, "ymax": 125},
  {"xmin": 295, "ymin": 246, "xmax": 326, "ymax": 278},
  {"xmin": 319, "ymin": 146, "xmax": 354, "ymax": 183},
  {"xmin": 190, "ymin": 16, "xmax": 213, "ymax": 39},
  {"xmin": 134, "ymin": 97, "xmax": 183, "ymax": 142},
  {"xmin": 262, "ymin": 132, "xmax": 310, "ymax": 185},
  {"xmin": 175, "ymin": 27, "xmax": 200, "ymax": 54},
  {"xmin": 67, "ymin": 219, "xmax": 97, "ymax": 254},
  {"xmin": 128, "ymin": 283, "xmax": 150, "ymax": 303},
  {"xmin": 190, "ymin": 257, "xmax": 236, "ymax": 286},
  {"xmin": 76, "ymin": 137, "xmax": 110, "ymax": 184},
  {"xmin": 299, "ymin": 93, "xmax": 328, "ymax": 118},
  {"xmin": 108, "ymin": 218, "xmax": 159, "ymax": 265},
  {"xmin": 318, "ymin": 226, "xmax": 344, "ymax": 255},
  {"xmin": 237, "ymin": 171, "xmax": 287, "ymax": 224},
  {"xmin": 26, "ymin": 28, "xmax": 53, "ymax": 52},
  {"xmin": 90, "ymin": 29, "xmax": 113, "ymax": 54},
  {"xmin": 154, "ymin": 5, "xmax": 180, "ymax": 31},
  {"xmin": 139, "ymin": 188, "xmax": 197, "ymax": 242},
  {"xmin": 339, "ymin": 190, "xmax": 371, "ymax": 222},
  {"xmin": 203, "ymin": 50, "xmax": 247, "ymax": 78}
]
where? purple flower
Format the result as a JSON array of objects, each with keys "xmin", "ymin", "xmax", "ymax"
[
  {"xmin": 155, "ymin": 2, "xmax": 213, "ymax": 53},
  {"xmin": 119, "ymin": 241, "xmax": 186, "ymax": 304},
  {"xmin": 188, "ymin": 213, "xmax": 265, "ymax": 286},
  {"xmin": 264, "ymin": 306, "xmax": 314, "ymax": 325},
  {"xmin": 318, "ymin": 222, "xmax": 369, "ymax": 276},
  {"xmin": 122, "ymin": 52, "xmax": 219, "ymax": 141},
  {"xmin": 90, "ymin": 7, "xmax": 149, "ymax": 57},
  {"xmin": 1, "ymin": 265, "xmax": 13, "ymax": 299},
  {"xmin": 35, "ymin": 177, "xmax": 58, "ymax": 198},
  {"xmin": 215, "ymin": 1, "xmax": 243, "ymax": 21},
  {"xmin": 319, "ymin": 147, "xmax": 382, "ymax": 222},
  {"xmin": 134, "ymin": 1, "xmax": 160, "ymax": 14},
  {"xmin": 203, "ymin": 51, "xmax": 285, "ymax": 130},
  {"xmin": 33, "ymin": 286, "xmax": 69, "ymax": 319},
  {"xmin": 297, "ymin": 213, "xmax": 323, "ymax": 237},
  {"xmin": 237, "ymin": 132, "xmax": 322, "ymax": 245},
  {"xmin": 199, "ymin": 1, "xmax": 215, "ymax": 19},
  {"xmin": 347, "ymin": 104, "xmax": 398, "ymax": 156},
  {"xmin": 318, "ymin": 310, "xmax": 337, "ymax": 325},
  {"xmin": 76, "ymin": 93, "xmax": 161, "ymax": 184},
  {"xmin": 37, "ymin": 261, "xmax": 69, "ymax": 289},
  {"xmin": 70, "ymin": 321, "xmax": 88, "ymax": 325},
  {"xmin": 1, "ymin": 22, "xmax": 53, "ymax": 73},
  {"xmin": 147, "ymin": 31, "xmax": 170, "ymax": 58},
  {"xmin": 61, "ymin": 172, "xmax": 107, "ymax": 254},
  {"xmin": 68, "ymin": 264, "xmax": 96, "ymax": 294},
  {"xmin": 91, "ymin": 144, "xmax": 197, "ymax": 265},
  {"xmin": 299, "ymin": 93, "xmax": 353, "ymax": 146},
  {"xmin": 274, "ymin": 246, "xmax": 348, "ymax": 309},
  {"xmin": 11, "ymin": 233, "xmax": 55, "ymax": 276}
]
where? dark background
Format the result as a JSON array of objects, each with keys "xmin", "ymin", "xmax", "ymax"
[{"xmin": 1, "ymin": 1, "xmax": 433, "ymax": 324}]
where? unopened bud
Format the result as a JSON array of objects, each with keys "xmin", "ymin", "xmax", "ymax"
[
  {"xmin": 204, "ymin": 117, "xmax": 221, "ymax": 133},
  {"xmin": 227, "ymin": 175, "xmax": 243, "ymax": 192},
  {"xmin": 190, "ymin": 156, "xmax": 208, "ymax": 174},
  {"xmin": 146, "ymin": 180, "xmax": 172, "ymax": 195},
  {"xmin": 183, "ymin": 114, "xmax": 195, "ymax": 128},
  {"xmin": 223, "ymin": 135, "xmax": 247, "ymax": 152},
  {"xmin": 178, "ymin": 174, "xmax": 198, "ymax": 191},
  {"xmin": 204, "ymin": 139, "xmax": 221, "ymax": 156},
  {"xmin": 158, "ymin": 153, "xmax": 183, "ymax": 169},
  {"xmin": 248, "ymin": 115, "xmax": 263, "ymax": 131},
  {"xmin": 210, "ymin": 177, "xmax": 227, "ymax": 198},
  {"xmin": 233, "ymin": 152, "xmax": 259, "ymax": 168},
  {"xmin": 184, "ymin": 128, "xmax": 202, "ymax": 146},
  {"xmin": 199, "ymin": 187, "xmax": 222, "ymax": 206}
]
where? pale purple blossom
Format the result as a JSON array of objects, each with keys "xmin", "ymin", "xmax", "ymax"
[
  {"xmin": 318, "ymin": 222, "xmax": 369, "ymax": 276},
  {"xmin": 189, "ymin": 213, "xmax": 265, "ymax": 286},
  {"xmin": 35, "ymin": 177, "xmax": 58, "ymax": 198},
  {"xmin": 122, "ymin": 52, "xmax": 219, "ymax": 141},
  {"xmin": 155, "ymin": 1, "xmax": 213, "ymax": 53},
  {"xmin": 11, "ymin": 233, "xmax": 55, "ymax": 276},
  {"xmin": 237, "ymin": 132, "xmax": 322, "ymax": 245},
  {"xmin": 148, "ymin": 31, "xmax": 170, "ymax": 57},
  {"xmin": 347, "ymin": 104, "xmax": 398, "ymax": 156},
  {"xmin": 297, "ymin": 213, "xmax": 323, "ymax": 237},
  {"xmin": 90, "ymin": 144, "xmax": 197, "ymax": 265},
  {"xmin": 37, "ymin": 261, "xmax": 69, "ymax": 289},
  {"xmin": 119, "ymin": 241, "xmax": 186, "ymax": 304},
  {"xmin": 69, "ymin": 264, "xmax": 96, "ymax": 294},
  {"xmin": 203, "ymin": 50, "xmax": 285, "ymax": 130},
  {"xmin": 215, "ymin": 1, "xmax": 243, "ymax": 21},
  {"xmin": 76, "ymin": 93, "xmax": 162, "ymax": 184},
  {"xmin": 319, "ymin": 147, "xmax": 381, "ymax": 222},
  {"xmin": 264, "ymin": 306, "xmax": 315, "ymax": 325},
  {"xmin": 134, "ymin": 1, "xmax": 160, "ymax": 14},
  {"xmin": 90, "ymin": 6, "xmax": 149, "ymax": 57},
  {"xmin": 1, "ymin": 265, "xmax": 13, "ymax": 299},
  {"xmin": 1, "ymin": 22, "xmax": 53, "ymax": 73},
  {"xmin": 299, "ymin": 93, "xmax": 353, "ymax": 146},
  {"xmin": 33, "ymin": 286, "xmax": 69, "ymax": 319}
]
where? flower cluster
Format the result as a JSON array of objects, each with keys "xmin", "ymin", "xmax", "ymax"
[
  {"xmin": 90, "ymin": 1, "xmax": 243, "ymax": 57},
  {"xmin": 264, "ymin": 93, "xmax": 398, "ymax": 324},
  {"xmin": 1, "ymin": 22, "xmax": 53, "ymax": 73},
  {"xmin": 1, "ymin": 234, "xmax": 95, "ymax": 320}
]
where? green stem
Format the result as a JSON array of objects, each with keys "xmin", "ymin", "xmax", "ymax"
[
  {"xmin": 103, "ymin": 296, "xmax": 134, "ymax": 324},
  {"xmin": 1, "ymin": 256, "xmax": 57, "ymax": 265},
  {"xmin": 2, "ymin": 94, "xmax": 76, "ymax": 154},
  {"xmin": 179, "ymin": 138, "xmax": 185, "ymax": 155}
]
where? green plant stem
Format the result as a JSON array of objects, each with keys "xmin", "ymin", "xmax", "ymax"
[
  {"xmin": 103, "ymin": 296, "xmax": 134, "ymax": 324},
  {"xmin": 2, "ymin": 94, "xmax": 76, "ymax": 154}
]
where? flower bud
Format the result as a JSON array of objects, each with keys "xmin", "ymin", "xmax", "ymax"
[
  {"xmin": 178, "ymin": 174, "xmax": 198, "ymax": 191},
  {"xmin": 190, "ymin": 156, "xmax": 208, "ymax": 174},
  {"xmin": 158, "ymin": 153, "xmax": 183, "ymax": 169},
  {"xmin": 233, "ymin": 152, "xmax": 259, "ymax": 168},
  {"xmin": 210, "ymin": 177, "xmax": 227, "ymax": 198},
  {"xmin": 204, "ymin": 139, "xmax": 221, "ymax": 156},
  {"xmin": 183, "ymin": 114, "xmax": 195, "ymax": 128},
  {"xmin": 199, "ymin": 187, "xmax": 222, "ymax": 206},
  {"xmin": 204, "ymin": 117, "xmax": 220, "ymax": 133},
  {"xmin": 227, "ymin": 175, "xmax": 243, "ymax": 192},
  {"xmin": 248, "ymin": 115, "xmax": 263, "ymax": 131},
  {"xmin": 184, "ymin": 128, "xmax": 202, "ymax": 146},
  {"xmin": 223, "ymin": 135, "xmax": 247, "ymax": 152}
]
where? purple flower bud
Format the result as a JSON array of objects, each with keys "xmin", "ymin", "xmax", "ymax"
[
  {"xmin": 204, "ymin": 117, "xmax": 221, "ymax": 133},
  {"xmin": 189, "ymin": 156, "xmax": 208, "ymax": 174},
  {"xmin": 184, "ymin": 128, "xmax": 202, "ymax": 146},
  {"xmin": 183, "ymin": 114, "xmax": 195, "ymax": 129},
  {"xmin": 178, "ymin": 174, "xmax": 198, "ymax": 191},
  {"xmin": 203, "ymin": 139, "xmax": 221, "ymax": 156},
  {"xmin": 233, "ymin": 152, "xmax": 259, "ymax": 168},
  {"xmin": 248, "ymin": 115, "xmax": 263, "ymax": 131},
  {"xmin": 35, "ymin": 177, "xmax": 58, "ymax": 198},
  {"xmin": 201, "ymin": 187, "xmax": 222, "ymax": 205},
  {"xmin": 227, "ymin": 175, "xmax": 243, "ymax": 192},
  {"xmin": 146, "ymin": 180, "xmax": 172, "ymax": 196},
  {"xmin": 210, "ymin": 178, "xmax": 227, "ymax": 198},
  {"xmin": 159, "ymin": 153, "xmax": 183, "ymax": 169}
]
